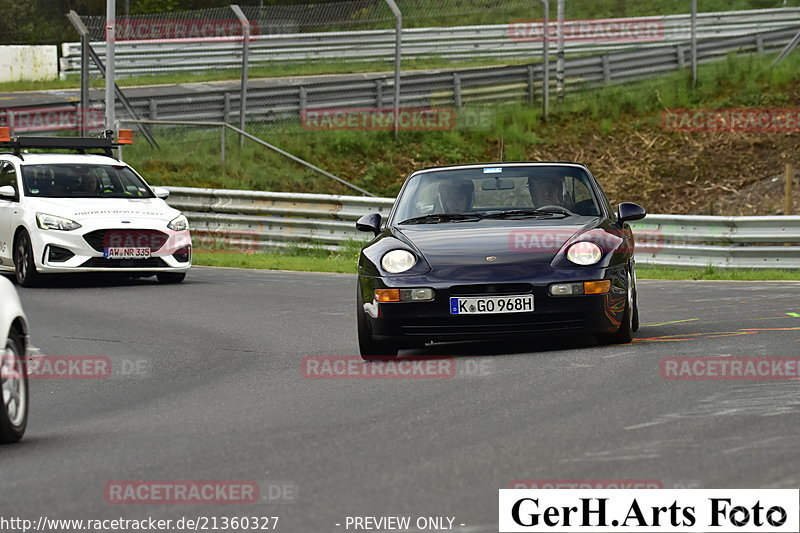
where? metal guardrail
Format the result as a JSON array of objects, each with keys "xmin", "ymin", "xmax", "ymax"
[
  {"xmin": 91, "ymin": 26, "xmax": 798, "ymax": 128},
  {"xmin": 60, "ymin": 8, "xmax": 800, "ymax": 77},
  {"xmin": 164, "ymin": 187, "xmax": 800, "ymax": 269}
]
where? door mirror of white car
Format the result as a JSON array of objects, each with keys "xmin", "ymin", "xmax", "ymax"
[
  {"xmin": 0, "ymin": 185, "xmax": 16, "ymax": 200},
  {"xmin": 152, "ymin": 187, "xmax": 170, "ymax": 199}
]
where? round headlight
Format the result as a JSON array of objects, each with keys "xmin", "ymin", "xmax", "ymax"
[
  {"xmin": 381, "ymin": 249, "xmax": 417, "ymax": 274},
  {"xmin": 567, "ymin": 241, "xmax": 602, "ymax": 265}
]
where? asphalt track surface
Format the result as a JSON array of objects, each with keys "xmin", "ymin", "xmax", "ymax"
[{"xmin": 2, "ymin": 267, "xmax": 800, "ymax": 532}]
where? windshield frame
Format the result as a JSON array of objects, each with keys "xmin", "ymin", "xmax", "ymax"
[
  {"xmin": 19, "ymin": 163, "xmax": 156, "ymax": 200},
  {"xmin": 387, "ymin": 163, "xmax": 608, "ymax": 226}
]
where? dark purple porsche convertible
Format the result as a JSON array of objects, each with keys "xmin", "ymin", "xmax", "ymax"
[{"xmin": 355, "ymin": 162, "xmax": 646, "ymax": 359}]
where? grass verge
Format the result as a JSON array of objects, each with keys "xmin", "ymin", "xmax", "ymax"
[{"xmin": 193, "ymin": 251, "xmax": 800, "ymax": 280}]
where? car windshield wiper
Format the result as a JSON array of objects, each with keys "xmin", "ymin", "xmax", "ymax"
[
  {"xmin": 483, "ymin": 208, "xmax": 570, "ymax": 219},
  {"xmin": 400, "ymin": 213, "xmax": 483, "ymax": 225}
]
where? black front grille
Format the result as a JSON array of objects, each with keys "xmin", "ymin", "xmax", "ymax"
[
  {"xmin": 80, "ymin": 257, "xmax": 168, "ymax": 269},
  {"xmin": 449, "ymin": 283, "xmax": 533, "ymax": 296},
  {"xmin": 83, "ymin": 229, "xmax": 169, "ymax": 253},
  {"xmin": 400, "ymin": 313, "xmax": 585, "ymax": 337}
]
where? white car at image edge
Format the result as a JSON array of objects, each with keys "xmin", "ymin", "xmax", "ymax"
[
  {"xmin": 0, "ymin": 133, "xmax": 192, "ymax": 286},
  {"xmin": 0, "ymin": 275, "xmax": 28, "ymax": 443}
]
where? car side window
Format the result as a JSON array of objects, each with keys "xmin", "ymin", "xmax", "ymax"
[{"xmin": 0, "ymin": 162, "xmax": 19, "ymax": 201}]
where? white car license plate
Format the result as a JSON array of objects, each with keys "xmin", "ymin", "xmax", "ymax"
[
  {"xmin": 104, "ymin": 247, "xmax": 151, "ymax": 259},
  {"xmin": 450, "ymin": 295, "xmax": 533, "ymax": 315}
]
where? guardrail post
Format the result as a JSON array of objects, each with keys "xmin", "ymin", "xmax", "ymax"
[
  {"xmin": 453, "ymin": 74, "xmax": 462, "ymax": 109},
  {"xmin": 149, "ymin": 99, "xmax": 157, "ymax": 120},
  {"xmin": 7, "ymin": 110, "xmax": 14, "ymax": 136},
  {"xmin": 223, "ymin": 93, "xmax": 231, "ymax": 123},
  {"xmin": 220, "ymin": 126, "xmax": 226, "ymax": 169},
  {"xmin": 375, "ymin": 79, "xmax": 384, "ymax": 107},
  {"xmin": 756, "ymin": 35, "xmax": 765, "ymax": 54},
  {"xmin": 787, "ymin": 163, "xmax": 795, "ymax": 215},
  {"xmin": 676, "ymin": 45, "xmax": 686, "ymax": 69},
  {"xmin": 602, "ymin": 55, "xmax": 611, "ymax": 85},
  {"xmin": 298, "ymin": 87, "xmax": 307, "ymax": 116},
  {"xmin": 527, "ymin": 65, "xmax": 536, "ymax": 104}
]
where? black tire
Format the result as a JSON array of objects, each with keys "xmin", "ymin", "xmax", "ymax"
[
  {"xmin": 597, "ymin": 272, "xmax": 634, "ymax": 345},
  {"xmin": 13, "ymin": 231, "xmax": 41, "ymax": 288},
  {"xmin": 0, "ymin": 329, "xmax": 28, "ymax": 444},
  {"xmin": 356, "ymin": 285, "xmax": 398, "ymax": 361},
  {"xmin": 157, "ymin": 272, "xmax": 186, "ymax": 284}
]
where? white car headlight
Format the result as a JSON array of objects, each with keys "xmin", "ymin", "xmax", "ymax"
[
  {"xmin": 36, "ymin": 213, "xmax": 82, "ymax": 231},
  {"xmin": 566, "ymin": 241, "xmax": 602, "ymax": 265},
  {"xmin": 167, "ymin": 214, "xmax": 189, "ymax": 231},
  {"xmin": 381, "ymin": 249, "xmax": 417, "ymax": 274}
]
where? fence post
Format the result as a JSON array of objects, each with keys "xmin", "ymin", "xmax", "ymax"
[
  {"xmin": 556, "ymin": 0, "xmax": 565, "ymax": 104},
  {"xmin": 105, "ymin": 0, "xmax": 116, "ymax": 132},
  {"xmin": 691, "ymin": 0, "xmax": 698, "ymax": 88},
  {"xmin": 384, "ymin": 0, "xmax": 402, "ymax": 140},
  {"xmin": 67, "ymin": 12, "xmax": 91, "ymax": 136},
  {"xmin": 231, "ymin": 4, "xmax": 250, "ymax": 147},
  {"xmin": 541, "ymin": 0, "xmax": 550, "ymax": 121},
  {"xmin": 787, "ymin": 163, "xmax": 795, "ymax": 215}
]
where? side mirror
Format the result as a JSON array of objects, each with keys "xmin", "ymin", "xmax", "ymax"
[
  {"xmin": 356, "ymin": 213, "xmax": 382, "ymax": 236},
  {"xmin": 618, "ymin": 202, "xmax": 646, "ymax": 223},
  {"xmin": 0, "ymin": 185, "xmax": 16, "ymax": 200},
  {"xmin": 152, "ymin": 187, "xmax": 170, "ymax": 199}
]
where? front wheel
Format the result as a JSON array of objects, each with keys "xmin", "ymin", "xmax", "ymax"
[
  {"xmin": 357, "ymin": 286, "xmax": 398, "ymax": 361},
  {"xmin": 13, "ymin": 231, "xmax": 41, "ymax": 288},
  {"xmin": 597, "ymin": 272, "xmax": 635, "ymax": 345},
  {"xmin": 0, "ymin": 329, "xmax": 28, "ymax": 444},
  {"xmin": 157, "ymin": 272, "xmax": 186, "ymax": 284}
]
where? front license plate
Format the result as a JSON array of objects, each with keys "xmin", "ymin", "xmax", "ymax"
[
  {"xmin": 104, "ymin": 247, "xmax": 151, "ymax": 259},
  {"xmin": 450, "ymin": 295, "xmax": 533, "ymax": 315}
]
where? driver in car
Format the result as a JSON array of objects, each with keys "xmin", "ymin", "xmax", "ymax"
[
  {"xmin": 528, "ymin": 174, "xmax": 564, "ymax": 209},
  {"xmin": 79, "ymin": 174, "xmax": 101, "ymax": 196},
  {"xmin": 437, "ymin": 180, "xmax": 474, "ymax": 213}
]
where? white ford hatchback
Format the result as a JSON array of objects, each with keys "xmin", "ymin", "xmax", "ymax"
[{"xmin": 0, "ymin": 132, "xmax": 191, "ymax": 286}]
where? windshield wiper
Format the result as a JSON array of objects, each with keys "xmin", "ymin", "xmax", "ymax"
[
  {"xmin": 400, "ymin": 213, "xmax": 483, "ymax": 225},
  {"xmin": 483, "ymin": 208, "xmax": 570, "ymax": 219}
]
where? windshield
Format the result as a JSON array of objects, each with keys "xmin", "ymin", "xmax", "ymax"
[
  {"xmin": 392, "ymin": 165, "xmax": 601, "ymax": 224},
  {"xmin": 20, "ymin": 164, "xmax": 155, "ymax": 199}
]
